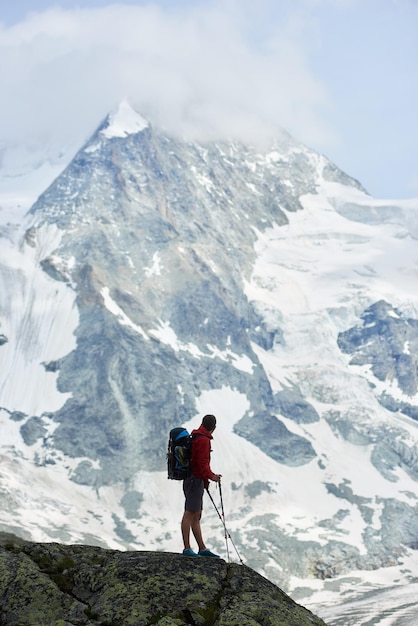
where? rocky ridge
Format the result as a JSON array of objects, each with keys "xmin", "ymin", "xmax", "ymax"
[{"xmin": 0, "ymin": 532, "xmax": 327, "ymax": 626}]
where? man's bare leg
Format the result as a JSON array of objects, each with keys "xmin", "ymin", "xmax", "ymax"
[{"xmin": 181, "ymin": 510, "xmax": 206, "ymax": 551}]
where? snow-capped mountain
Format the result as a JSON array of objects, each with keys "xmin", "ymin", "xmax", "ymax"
[{"xmin": 1, "ymin": 100, "xmax": 418, "ymax": 625}]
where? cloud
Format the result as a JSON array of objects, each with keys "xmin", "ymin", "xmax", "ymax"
[{"xmin": 0, "ymin": 1, "xmax": 335, "ymax": 154}]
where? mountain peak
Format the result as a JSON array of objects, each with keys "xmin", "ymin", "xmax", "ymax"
[{"xmin": 100, "ymin": 99, "xmax": 149, "ymax": 139}]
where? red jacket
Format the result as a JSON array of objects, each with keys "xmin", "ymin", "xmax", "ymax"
[{"xmin": 190, "ymin": 424, "xmax": 216, "ymax": 487}]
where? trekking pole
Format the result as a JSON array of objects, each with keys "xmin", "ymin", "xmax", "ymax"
[
  {"xmin": 215, "ymin": 480, "xmax": 230, "ymax": 562},
  {"xmin": 217, "ymin": 480, "xmax": 230, "ymax": 563},
  {"xmin": 206, "ymin": 485, "xmax": 244, "ymax": 564}
]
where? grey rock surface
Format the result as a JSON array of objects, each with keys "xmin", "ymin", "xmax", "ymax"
[{"xmin": 0, "ymin": 533, "xmax": 328, "ymax": 626}]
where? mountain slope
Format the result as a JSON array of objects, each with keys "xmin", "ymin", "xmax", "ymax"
[{"xmin": 1, "ymin": 101, "xmax": 418, "ymax": 624}]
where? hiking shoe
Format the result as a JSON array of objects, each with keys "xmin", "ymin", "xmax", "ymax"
[
  {"xmin": 198, "ymin": 549, "xmax": 220, "ymax": 558},
  {"xmin": 182, "ymin": 548, "xmax": 200, "ymax": 557}
]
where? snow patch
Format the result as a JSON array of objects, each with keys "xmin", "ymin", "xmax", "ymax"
[
  {"xmin": 144, "ymin": 251, "xmax": 162, "ymax": 277},
  {"xmin": 0, "ymin": 223, "xmax": 78, "ymax": 414},
  {"xmin": 101, "ymin": 287, "xmax": 148, "ymax": 340},
  {"xmin": 149, "ymin": 320, "xmax": 255, "ymax": 372}
]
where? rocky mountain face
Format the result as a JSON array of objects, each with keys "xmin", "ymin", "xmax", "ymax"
[
  {"xmin": 1, "ymin": 101, "xmax": 418, "ymax": 624},
  {"xmin": 0, "ymin": 532, "xmax": 327, "ymax": 626},
  {"xmin": 23, "ymin": 108, "xmax": 339, "ymax": 485},
  {"xmin": 338, "ymin": 300, "xmax": 418, "ymax": 426}
]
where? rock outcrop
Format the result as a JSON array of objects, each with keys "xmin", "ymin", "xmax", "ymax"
[{"xmin": 0, "ymin": 532, "xmax": 327, "ymax": 625}]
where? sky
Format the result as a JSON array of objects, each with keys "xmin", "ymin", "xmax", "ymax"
[{"xmin": 0, "ymin": 0, "xmax": 417, "ymax": 199}]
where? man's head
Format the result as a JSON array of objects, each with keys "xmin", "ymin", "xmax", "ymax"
[{"xmin": 202, "ymin": 414, "xmax": 217, "ymax": 432}]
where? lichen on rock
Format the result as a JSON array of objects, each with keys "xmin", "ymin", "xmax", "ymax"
[{"xmin": 0, "ymin": 532, "xmax": 328, "ymax": 625}]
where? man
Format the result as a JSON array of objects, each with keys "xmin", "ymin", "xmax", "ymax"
[{"xmin": 181, "ymin": 414, "xmax": 222, "ymax": 557}]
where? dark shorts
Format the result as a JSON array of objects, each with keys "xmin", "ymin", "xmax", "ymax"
[{"xmin": 183, "ymin": 475, "xmax": 204, "ymax": 512}]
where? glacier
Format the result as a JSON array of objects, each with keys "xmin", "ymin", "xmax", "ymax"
[{"xmin": 1, "ymin": 101, "xmax": 418, "ymax": 625}]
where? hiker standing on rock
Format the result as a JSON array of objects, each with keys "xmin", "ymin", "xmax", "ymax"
[{"xmin": 181, "ymin": 414, "xmax": 222, "ymax": 557}]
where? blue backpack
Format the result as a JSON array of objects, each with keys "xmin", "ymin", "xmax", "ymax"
[{"xmin": 167, "ymin": 427, "xmax": 193, "ymax": 480}]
